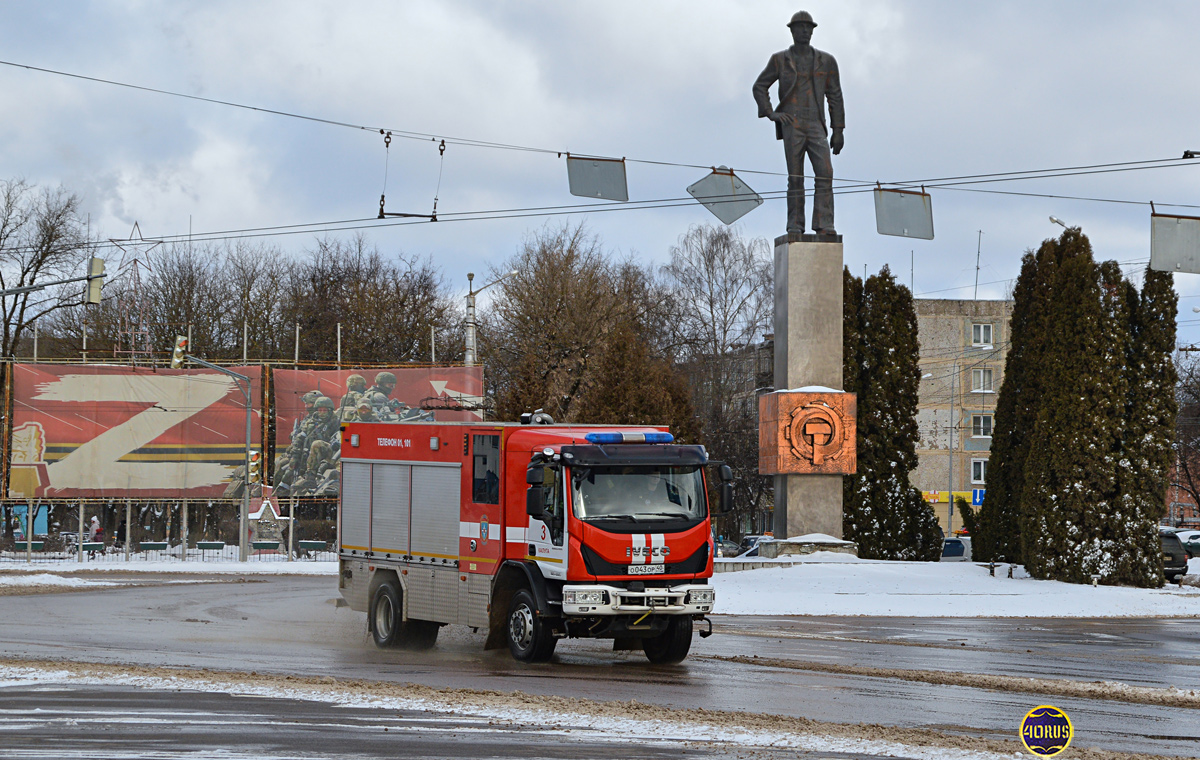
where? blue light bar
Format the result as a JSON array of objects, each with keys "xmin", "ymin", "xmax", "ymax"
[{"xmin": 584, "ymin": 431, "xmax": 675, "ymax": 444}]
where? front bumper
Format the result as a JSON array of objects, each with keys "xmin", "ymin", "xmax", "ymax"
[{"xmin": 561, "ymin": 583, "xmax": 714, "ymax": 616}]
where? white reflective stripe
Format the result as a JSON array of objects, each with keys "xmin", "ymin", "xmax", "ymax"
[
  {"xmin": 459, "ymin": 522, "xmax": 480, "ymax": 539},
  {"xmin": 631, "ymin": 533, "xmax": 647, "ymax": 565},
  {"xmin": 650, "ymin": 533, "xmax": 666, "ymax": 564},
  {"xmin": 506, "ymin": 526, "xmax": 527, "ymax": 543}
]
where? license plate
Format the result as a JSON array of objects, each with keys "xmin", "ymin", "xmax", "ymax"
[{"xmin": 627, "ymin": 564, "xmax": 665, "ymax": 575}]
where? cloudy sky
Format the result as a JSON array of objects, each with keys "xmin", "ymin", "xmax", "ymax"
[{"xmin": 2, "ymin": 1, "xmax": 1199, "ymax": 341}]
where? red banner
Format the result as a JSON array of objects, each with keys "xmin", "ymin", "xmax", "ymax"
[
  {"xmin": 9, "ymin": 363, "xmax": 263, "ymax": 498},
  {"xmin": 272, "ymin": 367, "xmax": 483, "ymax": 455}
]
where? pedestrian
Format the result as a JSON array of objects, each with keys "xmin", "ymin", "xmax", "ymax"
[{"xmin": 87, "ymin": 515, "xmax": 101, "ymax": 542}]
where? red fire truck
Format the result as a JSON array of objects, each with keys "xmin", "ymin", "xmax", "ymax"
[{"xmin": 337, "ymin": 418, "xmax": 730, "ymax": 663}]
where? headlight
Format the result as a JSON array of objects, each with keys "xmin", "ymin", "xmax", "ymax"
[
  {"xmin": 563, "ymin": 589, "xmax": 608, "ymax": 605},
  {"xmin": 686, "ymin": 588, "xmax": 715, "ymax": 605}
]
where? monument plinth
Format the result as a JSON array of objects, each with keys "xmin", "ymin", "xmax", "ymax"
[{"xmin": 768, "ymin": 235, "xmax": 852, "ymax": 540}]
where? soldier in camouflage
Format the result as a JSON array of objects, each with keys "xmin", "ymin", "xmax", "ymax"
[
  {"xmin": 364, "ymin": 371, "xmax": 397, "ymax": 418},
  {"xmin": 338, "ymin": 374, "xmax": 367, "ymax": 418}
]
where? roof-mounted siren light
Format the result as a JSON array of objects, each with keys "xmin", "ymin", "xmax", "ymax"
[{"xmin": 584, "ymin": 432, "xmax": 675, "ymax": 444}]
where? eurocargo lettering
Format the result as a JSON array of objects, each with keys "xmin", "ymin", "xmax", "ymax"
[{"xmin": 337, "ymin": 418, "xmax": 731, "ymax": 663}]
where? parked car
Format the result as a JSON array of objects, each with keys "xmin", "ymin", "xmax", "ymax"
[
  {"xmin": 1171, "ymin": 529, "xmax": 1200, "ymax": 559},
  {"xmin": 940, "ymin": 537, "xmax": 971, "ymax": 562},
  {"xmin": 1161, "ymin": 530, "xmax": 1189, "ymax": 582},
  {"xmin": 739, "ymin": 534, "xmax": 767, "ymax": 555},
  {"xmin": 714, "ymin": 539, "xmax": 742, "ymax": 558}
]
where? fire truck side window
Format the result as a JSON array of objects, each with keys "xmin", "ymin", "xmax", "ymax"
[
  {"xmin": 540, "ymin": 466, "xmax": 565, "ymax": 546},
  {"xmin": 471, "ymin": 434, "xmax": 500, "ymax": 504}
]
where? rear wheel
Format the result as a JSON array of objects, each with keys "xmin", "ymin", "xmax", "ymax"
[
  {"xmin": 506, "ymin": 589, "xmax": 557, "ymax": 662},
  {"xmin": 370, "ymin": 582, "xmax": 402, "ymax": 648},
  {"xmin": 643, "ymin": 615, "xmax": 692, "ymax": 664}
]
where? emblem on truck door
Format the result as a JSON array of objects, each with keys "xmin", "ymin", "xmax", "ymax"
[{"xmin": 480, "ymin": 515, "xmax": 489, "ymax": 544}]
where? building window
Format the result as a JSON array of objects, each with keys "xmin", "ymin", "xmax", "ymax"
[
  {"xmin": 971, "ymin": 458, "xmax": 988, "ymax": 484},
  {"xmin": 971, "ymin": 368, "xmax": 994, "ymax": 393},
  {"xmin": 971, "ymin": 414, "xmax": 993, "ymax": 438},
  {"xmin": 972, "ymin": 323, "xmax": 993, "ymax": 346}
]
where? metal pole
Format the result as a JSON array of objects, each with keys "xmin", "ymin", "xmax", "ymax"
[
  {"xmin": 336, "ymin": 323, "xmax": 342, "ymax": 368},
  {"xmin": 243, "ymin": 320, "xmax": 248, "ymax": 363},
  {"xmin": 25, "ymin": 499, "xmax": 32, "ymax": 563},
  {"xmin": 948, "ymin": 360, "xmax": 956, "ymax": 536},
  {"xmin": 974, "ymin": 231, "xmax": 983, "ymax": 300},
  {"xmin": 294, "ymin": 323, "xmax": 300, "ymax": 367},
  {"xmin": 431, "ymin": 325, "xmax": 436, "ymax": 364},
  {"xmin": 33, "ymin": 319, "xmax": 38, "ymax": 362},
  {"xmin": 78, "ymin": 501, "xmax": 84, "ymax": 563},
  {"xmin": 181, "ymin": 499, "xmax": 188, "ymax": 562},
  {"xmin": 288, "ymin": 494, "xmax": 295, "ymax": 562},
  {"xmin": 464, "ymin": 273, "xmax": 476, "ymax": 367},
  {"xmin": 125, "ymin": 499, "xmax": 131, "ymax": 561},
  {"xmin": 82, "ymin": 321, "xmax": 87, "ymax": 363},
  {"xmin": 187, "ymin": 323, "xmax": 193, "ymax": 359}
]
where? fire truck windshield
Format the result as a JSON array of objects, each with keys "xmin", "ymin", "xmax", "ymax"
[{"xmin": 570, "ymin": 465, "xmax": 706, "ymax": 523}]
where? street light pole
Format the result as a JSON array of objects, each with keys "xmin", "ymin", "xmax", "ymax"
[
  {"xmin": 185, "ymin": 354, "xmax": 253, "ymax": 561},
  {"xmin": 464, "ymin": 270, "xmax": 517, "ymax": 367}
]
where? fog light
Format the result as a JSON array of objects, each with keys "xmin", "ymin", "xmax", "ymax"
[
  {"xmin": 686, "ymin": 588, "xmax": 715, "ymax": 605},
  {"xmin": 563, "ymin": 589, "xmax": 607, "ymax": 605}
]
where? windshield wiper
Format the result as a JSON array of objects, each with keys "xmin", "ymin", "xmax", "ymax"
[
  {"xmin": 630, "ymin": 512, "xmax": 689, "ymax": 520},
  {"xmin": 583, "ymin": 514, "xmax": 633, "ymax": 521}
]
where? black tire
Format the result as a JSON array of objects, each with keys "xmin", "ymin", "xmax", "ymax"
[
  {"xmin": 506, "ymin": 589, "xmax": 557, "ymax": 662},
  {"xmin": 643, "ymin": 615, "xmax": 692, "ymax": 664},
  {"xmin": 370, "ymin": 582, "xmax": 402, "ymax": 648},
  {"xmin": 398, "ymin": 619, "xmax": 440, "ymax": 650}
]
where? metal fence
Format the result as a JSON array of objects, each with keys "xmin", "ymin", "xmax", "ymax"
[{"xmin": 0, "ymin": 499, "xmax": 337, "ymax": 564}]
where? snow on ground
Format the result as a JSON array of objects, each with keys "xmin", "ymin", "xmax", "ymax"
[
  {"xmin": 713, "ymin": 553, "xmax": 1200, "ymax": 617},
  {"xmin": 0, "ymin": 559, "xmax": 337, "ymax": 575},
  {"xmin": 0, "ymin": 573, "xmax": 117, "ymax": 588}
]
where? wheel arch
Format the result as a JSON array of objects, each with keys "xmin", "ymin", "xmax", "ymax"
[
  {"xmin": 484, "ymin": 561, "xmax": 549, "ymax": 650},
  {"xmin": 366, "ymin": 567, "xmax": 405, "ymax": 634}
]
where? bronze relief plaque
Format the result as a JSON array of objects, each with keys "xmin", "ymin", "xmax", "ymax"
[{"xmin": 759, "ymin": 391, "xmax": 857, "ymax": 475}]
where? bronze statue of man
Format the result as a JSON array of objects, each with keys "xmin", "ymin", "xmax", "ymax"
[{"xmin": 753, "ymin": 11, "xmax": 844, "ymax": 235}]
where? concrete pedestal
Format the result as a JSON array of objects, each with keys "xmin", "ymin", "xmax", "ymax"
[{"xmin": 773, "ymin": 233, "xmax": 844, "ymax": 540}]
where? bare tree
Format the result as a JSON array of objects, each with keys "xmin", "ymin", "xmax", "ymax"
[
  {"xmin": 0, "ymin": 179, "xmax": 91, "ymax": 357},
  {"xmin": 662, "ymin": 224, "xmax": 773, "ymax": 537}
]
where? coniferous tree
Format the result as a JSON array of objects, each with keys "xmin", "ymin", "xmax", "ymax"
[
  {"xmin": 844, "ymin": 266, "xmax": 942, "ymax": 560},
  {"xmin": 1021, "ymin": 229, "xmax": 1109, "ymax": 582},
  {"xmin": 842, "ymin": 267, "xmax": 864, "ymax": 530},
  {"xmin": 1117, "ymin": 266, "xmax": 1177, "ymax": 587},
  {"xmin": 976, "ymin": 250, "xmax": 1049, "ymax": 563}
]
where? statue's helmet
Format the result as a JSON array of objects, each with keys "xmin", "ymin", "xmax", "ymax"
[{"xmin": 787, "ymin": 11, "xmax": 817, "ymax": 27}]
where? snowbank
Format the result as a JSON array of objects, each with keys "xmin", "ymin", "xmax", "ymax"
[
  {"xmin": 712, "ymin": 558, "xmax": 1200, "ymax": 617},
  {"xmin": 0, "ymin": 561, "xmax": 338, "ymax": 576},
  {"xmin": 0, "ymin": 573, "xmax": 118, "ymax": 588}
]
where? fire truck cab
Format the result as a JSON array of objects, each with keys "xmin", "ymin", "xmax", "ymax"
[{"xmin": 337, "ymin": 420, "xmax": 730, "ymax": 663}]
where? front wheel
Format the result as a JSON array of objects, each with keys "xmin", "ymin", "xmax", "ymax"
[
  {"xmin": 643, "ymin": 615, "xmax": 692, "ymax": 664},
  {"xmin": 506, "ymin": 589, "xmax": 557, "ymax": 662}
]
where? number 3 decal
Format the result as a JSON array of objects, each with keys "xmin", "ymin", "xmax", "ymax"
[{"xmin": 541, "ymin": 525, "xmax": 547, "ymax": 541}]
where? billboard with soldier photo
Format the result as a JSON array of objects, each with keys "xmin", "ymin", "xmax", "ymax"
[
  {"xmin": 8, "ymin": 363, "xmax": 264, "ymax": 499},
  {"xmin": 271, "ymin": 367, "xmax": 483, "ymax": 497}
]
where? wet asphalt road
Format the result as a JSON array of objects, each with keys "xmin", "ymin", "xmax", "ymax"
[
  {"xmin": 0, "ymin": 684, "xmax": 896, "ymax": 760},
  {"xmin": 0, "ymin": 574, "xmax": 1197, "ymax": 757}
]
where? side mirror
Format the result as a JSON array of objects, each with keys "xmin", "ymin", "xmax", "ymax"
[
  {"xmin": 526, "ymin": 467, "xmax": 544, "ymax": 485},
  {"xmin": 718, "ymin": 464, "xmax": 733, "ymax": 483},
  {"xmin": 526, "ymin": 486, "xmax": 545, "ymax": 519},
  {"xmin": 719, "ymin": 482, "xmax": 733, "ymax": 515}
]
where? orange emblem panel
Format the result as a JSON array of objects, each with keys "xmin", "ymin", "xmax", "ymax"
[{"xmin": 759, "ymin": 391, "xmax": 856, "ymax": 475}]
